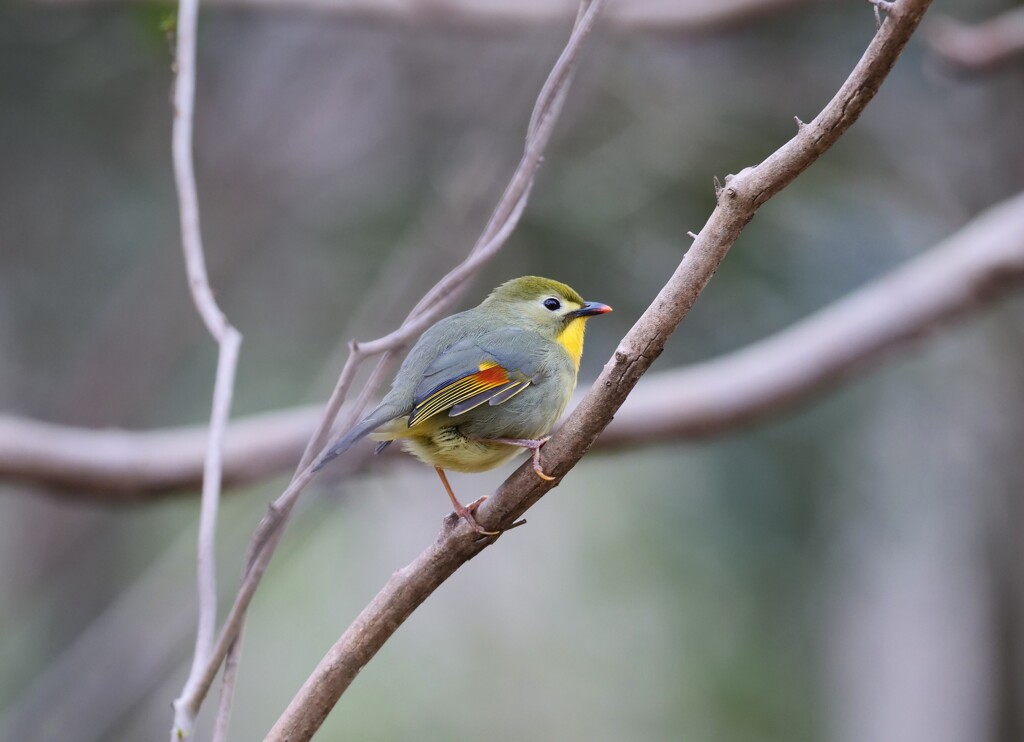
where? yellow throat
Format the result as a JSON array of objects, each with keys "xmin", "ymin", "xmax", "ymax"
[{"xmin": 556, "ymin": 317, "xmax": 588, "ymax": 371}]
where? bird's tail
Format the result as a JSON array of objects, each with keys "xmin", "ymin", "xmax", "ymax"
[{"xmin": 312, "ymin": 405, "xmax": 400, "ymax": 473}]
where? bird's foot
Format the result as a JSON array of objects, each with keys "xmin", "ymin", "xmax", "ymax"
[
  {"xmin": 485, "ymin": 436, "xmax": 555, "ymax": 481},
  {"xmin": 435, "ymin": 467, "xmax": 500, "ymax": 535},
  {"xmin": 455, "ymin": 495, "xmax": 500, "ymax": 536}
]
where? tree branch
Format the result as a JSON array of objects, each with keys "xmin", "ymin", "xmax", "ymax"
[
  {"xmin": 0, "ymin": 407, "xmax": 314, "ymax": 496},
  {"xmin": 926, "ymin": 6, "xmax": 1024, "ymax": 73},
  {"xmin": 264, "ymin": 1, "xmax": 933, "ymax": 738},
  {"xmin": 168, "ymin": 0, "xmax": 244, "ymax": 736}
]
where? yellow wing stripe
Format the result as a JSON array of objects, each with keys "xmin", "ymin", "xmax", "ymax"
[
  {"xmin": 412, "ymin": 378, "xmax": 503, "ymax": 424},
  {"xmin": 409, "ymin": 361, "xmax": 511, "ymax": 427}
]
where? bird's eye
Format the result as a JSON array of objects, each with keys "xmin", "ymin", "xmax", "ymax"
[{"xmin": 543, "ymin": 298, "xmax": 561, "ymax": 311}]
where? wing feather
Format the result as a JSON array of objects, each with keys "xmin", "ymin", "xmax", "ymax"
[
  {"xmin": 409, "ymin": 361, "xmax": 514, "ymax": 426},
  {"xmin": 449, "ymin": 379, "xmax": 530, "ymax": 417},
  {"xmin": 487, "ymin": 380, "xmax": 531, "ymax": 407},
  {"xmin": 406, "ymin": 329, "xmax": 545, "ymax": 428}
]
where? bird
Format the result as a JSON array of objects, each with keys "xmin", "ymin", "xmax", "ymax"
[{"xmin": 313, "ymin": 276, "xmax": 612, "ymax": 535}]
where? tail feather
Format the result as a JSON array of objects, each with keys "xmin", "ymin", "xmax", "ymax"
[{"xmin": 312, "ymin": 406, "xmax": 401, "ymax": 473}]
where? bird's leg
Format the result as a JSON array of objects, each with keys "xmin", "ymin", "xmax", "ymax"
[
  {"xmin": 482, "ymin": 436, "xmax": 555, "ymax": 481},
  {"xmin": 435, "ymin": 467, "xmax": 499, "ymax": 536}
]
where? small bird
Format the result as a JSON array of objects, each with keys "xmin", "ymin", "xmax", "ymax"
[{"xmin": 314, "ymin": 276, "xmax": 611, "ymax": 534}]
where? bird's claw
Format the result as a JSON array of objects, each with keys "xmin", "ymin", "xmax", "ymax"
[
  {"xmin": 532, "ymin": 451, "xmax": 556, "ymax": 481},
  {"xmin": 483, "ymin": 436, "xmax": 557, "ymax": 481},
  {"xmin": 458, "ymin": 495, "xmax": 500, "ymax": 536},
  {"xmin": 527, "ymin": 436, "xmax": 555, "ymax": 481}
]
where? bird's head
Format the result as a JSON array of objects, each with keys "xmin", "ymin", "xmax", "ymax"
[{"xmin": 482, "ymin": 276, "xmax": 611, "ymax": 367}]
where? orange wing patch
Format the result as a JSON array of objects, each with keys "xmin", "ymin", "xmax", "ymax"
[{"xmin": 408, "ymin": 361, "xmax": 511, "ymax": 427}]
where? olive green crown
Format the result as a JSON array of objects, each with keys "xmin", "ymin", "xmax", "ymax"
[{"xmin": 485, "ymin": 276, "xmax": 584, "ymax": 305}]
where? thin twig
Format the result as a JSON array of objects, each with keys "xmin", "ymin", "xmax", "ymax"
[
  {"xmin": 265, "ymin": 1, "xmax": 933, "ymax": 738},
  {"xmin": 212, "ymin": 625, "xmax": 242, "ymax": 742},
  {"xmin": 170, "ymin": 0, "xmax": 606, "ymax": 733},
  {"xmin": 167, "ymin": 0, "xmax": 244, "ymax": 736}
]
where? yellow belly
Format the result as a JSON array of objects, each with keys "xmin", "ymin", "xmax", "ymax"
[{"xmin": 400, "ymin": 429, "xmax": 522, "ymax": 473}]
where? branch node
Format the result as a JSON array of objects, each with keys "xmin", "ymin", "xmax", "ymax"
[
  {"xmin": 687, "ymin": 231, "xmax": 699, "ymax": 240},
  {"xmin": 441, "ymin": 512, "xmax": 461, "ymax": 536},
  {"xmin": 868, "ymin": 0, "xmax": 895, "ymax": 28},
  {"xmin": 794, "ymin": 115, "xmax": 806, "ymax": 130},
  {"xmin": 713, "ymin": 176, "xmax": 723, "ymax": 197}
]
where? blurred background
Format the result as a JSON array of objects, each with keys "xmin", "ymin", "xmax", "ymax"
[{"xmin": 2, "ymin": 0, "xmax": 1024, "ymax": 739}]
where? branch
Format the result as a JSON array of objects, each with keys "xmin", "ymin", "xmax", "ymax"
[
  {"xmin": 926, "ymin": 6, "xmax": 1024, "ymax": 73},
  {"xmin": 597, "ymin": 188, "xmax": 1024, "ymax": 445},
  {"xmin": 9, "ymin": 183, "xmax": 1024, "ymax": 496},
  {"xmin": 265, "ymin": 1, "xmax": 933, "ymax": 738},
  {"xmin": 168, "ymin": 0, "xmax": 244, "ymax": 736},
  {"xmin": 166, "ymin": 1, "xmax": 607, "ymax": 735},
  {"xmin": 38, "ymin": 0, "xmax": 802, "ymax": 32},
  {"xmin": 0, "ymin": 407, "xmax": 316, "ymax": 497}
]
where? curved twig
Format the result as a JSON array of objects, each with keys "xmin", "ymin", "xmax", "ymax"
[{"xmin": 168, "ymin": 0, "xmax": 244, "ymax": 736}]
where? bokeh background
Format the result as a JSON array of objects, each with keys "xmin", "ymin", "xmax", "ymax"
[{"xmin": 2, "ymin": 0, "xmax": 1024, "ymax": 740}]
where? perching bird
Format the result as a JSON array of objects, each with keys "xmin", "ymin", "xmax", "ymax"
[{"xmin": 314, "ymin": 276, "xmax": 611, "ymax": 534}]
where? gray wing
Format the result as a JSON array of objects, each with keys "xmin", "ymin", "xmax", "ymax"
[{"xmin": 407, "ymin": 328, "xmax": 547, "ymax": 427}]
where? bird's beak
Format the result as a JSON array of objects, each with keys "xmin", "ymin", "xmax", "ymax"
[{"xmin": 571, "ymin": 301, "xmax": 613, "ymax": 318}]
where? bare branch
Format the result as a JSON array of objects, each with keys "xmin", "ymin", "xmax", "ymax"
[
  {"xmin": 38, "ymin": 0, "xmax": 802, "ymax": 32},
  {"xmin": 265, "ymin": 1, "xmax": 934, "ymax": 738},
  {"xmin": 926, "ymin": 6, "xmax": 1024, "ymax": 73},
  {"xmin": 167, "ymin": 0, "xmax": 244, "ymax": 736},
  {"xmin": 0, "ymin": 407, "xmax": 315, "ymax": 496}
]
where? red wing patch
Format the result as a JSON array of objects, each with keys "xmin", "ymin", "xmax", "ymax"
[{"xmin": 408, "ymin": 361, "xmax": 512, "ymax": 427}]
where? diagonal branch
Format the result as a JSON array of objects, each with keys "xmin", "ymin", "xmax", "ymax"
[
  {"xmin": 265, "ymin": 1, "xmax": 933, "ymax": 738},
  {"xmin": 168, "ymin": 0, "xmax": 244, "ymax": 738}
]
